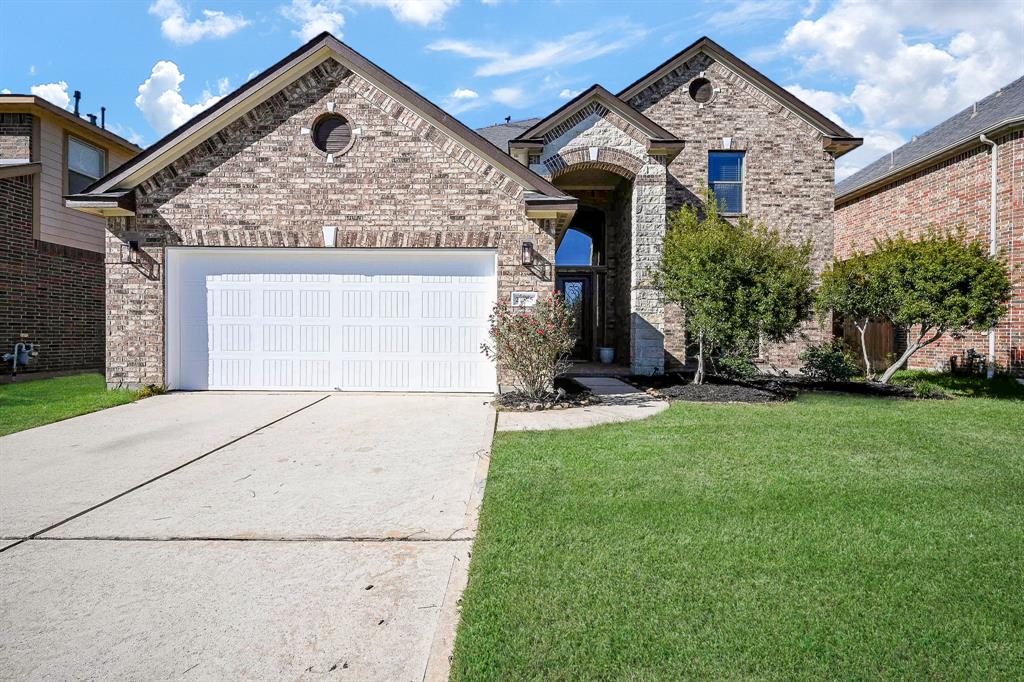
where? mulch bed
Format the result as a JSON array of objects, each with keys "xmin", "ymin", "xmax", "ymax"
[
  {"xmin": 627, "ymin": 373, "xmax": 922, "ymax": 403},
  {"xmin": 495, "ymin": 377, "xmax": 602, "ymax": 411}
]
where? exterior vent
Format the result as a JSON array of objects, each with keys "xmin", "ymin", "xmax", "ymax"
[
  {"xmin": 312, "ymin": 114, "xmax": 354, "ymax": 155},
  {"xmin": 688, "ymin": 77, "xmax": 714, "ymax": 104}
]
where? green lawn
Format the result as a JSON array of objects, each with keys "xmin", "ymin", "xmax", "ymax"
[
  {"xmin": 0, "ymin": 373, "xmax": 140, "ymax": 436},
  {"xmin": 452, "ymin": 394, "xmax": 1024, "ymax": 680}
]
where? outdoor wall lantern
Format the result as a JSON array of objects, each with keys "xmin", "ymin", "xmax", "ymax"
[{"xmin": 521, "ymin": 241, "xmax": 534, "ymax": 266}]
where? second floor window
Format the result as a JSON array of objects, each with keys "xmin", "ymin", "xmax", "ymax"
[
  {"xmin": 709, "ymin": 150, "xmax": 744, "ymax": 214},
  {"xmin": 67, "ymin": 136, "xmax": 105, "ymax": 194}
]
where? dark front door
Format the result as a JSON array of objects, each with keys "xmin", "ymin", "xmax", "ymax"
[{"xmin": 556, "ymin": 274, "xmax": 593, "ymax": 360}]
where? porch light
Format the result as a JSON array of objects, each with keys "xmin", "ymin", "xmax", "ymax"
[{"xmin": 521, "ymin": 241, "xmax": 534, "ymax": 266}]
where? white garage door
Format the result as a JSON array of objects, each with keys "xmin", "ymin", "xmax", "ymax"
[{"xmin": 166, "ymin": 248, "xmax": 497, "ymax": 392}]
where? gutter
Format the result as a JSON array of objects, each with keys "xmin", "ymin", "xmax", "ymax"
[{"xmin": 979, "ymin": 133, "xmax": 998, "ymax": 378}]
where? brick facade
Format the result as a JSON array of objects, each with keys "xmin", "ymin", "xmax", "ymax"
[
  {"xmin": 104, "ymin": 58, "xmax": 554, "ymax": 388},
  {"xmin": 0, "ymin": 113, "xmax": 32, "ymax": 160},
  {"xmin": 835, "ymin": 131, "xmax": 1024, "ymax": 374},
  {"xmin": 0, "ymin": 173, "xmax": 105, "ymax": 376}
]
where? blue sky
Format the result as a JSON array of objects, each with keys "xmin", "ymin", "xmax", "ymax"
[{"xmin": 2, "ymin": 0, "xmax": 1022, "ymax": 180}]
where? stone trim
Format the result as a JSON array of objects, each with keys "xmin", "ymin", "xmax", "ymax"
[
  {"xmin": 544, "ymin": 146, "xmax": 647, "ymax": 180},
  {"xmin": 539, "ymin": 101, "xmax": 651, "ymax": 149}
]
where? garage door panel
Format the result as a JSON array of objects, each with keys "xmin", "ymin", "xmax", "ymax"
[{"xmin": 168, "ymin": 249, "xmax": 497, "ymax": 392}]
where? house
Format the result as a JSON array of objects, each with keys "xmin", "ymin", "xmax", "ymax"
[
  {"xmin": 1, "ymin": 94, "xmax": 140, "ymax": 378},
  {"xmin": 67, "ymin": 33, "xmax": 859, "ymax": 392},
  {"xmin": 835, "ymin": 77, "xmax": 1023, "ymax": 374}
]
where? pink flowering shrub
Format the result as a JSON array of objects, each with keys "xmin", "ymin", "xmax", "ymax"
[{"xmin": 481, "ymin": 294, "xmax": 576, "ymax": 399}]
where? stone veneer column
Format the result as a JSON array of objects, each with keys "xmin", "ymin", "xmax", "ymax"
[{"xmin": 630, "ymin": 163, "xmax": 667, "ymax": 375}]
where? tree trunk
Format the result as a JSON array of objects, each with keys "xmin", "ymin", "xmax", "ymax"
[
  {"xmin": 878, "ymin": 327, "xmax": 943, "ymax": 383},
  {"xmin": 856, "ymin": 317, "xmax": 872, "ymax": 377},
  {"xmin": 695, "ymin": 333, "xmax": 706, "ymax": 385}
]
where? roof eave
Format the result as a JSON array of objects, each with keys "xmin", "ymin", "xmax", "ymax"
[
  {"xmin": 824, "ymin": 136, "xmax": 863, "ymax": 158},
  {"xmin": 65, "ymin": 189, "xmax": 136, "ymax": 217},
  {"xmin": 836, "ymin": 117, "xmax": 1024, "ymax": 204}
]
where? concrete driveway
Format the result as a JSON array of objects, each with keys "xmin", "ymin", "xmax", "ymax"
[{"xmin": 0, "ymin": 392, "xmax": 494, "ymax": 681}]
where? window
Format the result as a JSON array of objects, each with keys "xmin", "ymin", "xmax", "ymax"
[
  {"xmin": 709, "ymin": 150, "xmax": 744, "ymax": 214},
  {"xmin": 67, "ymin": 136, "xmax": 105, "ymax": 194}
]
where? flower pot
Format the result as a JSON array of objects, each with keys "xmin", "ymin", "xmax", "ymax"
[{"xmin": 598, "ymin": 347, "xmax": 615, "ymax": 364}]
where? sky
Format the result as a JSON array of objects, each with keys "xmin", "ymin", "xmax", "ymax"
[{"xmin": 2, "ymin": 0, "xmax": 1022, "ymax": 182}]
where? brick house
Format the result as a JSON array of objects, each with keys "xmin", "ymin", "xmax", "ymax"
[
  {"xmin": 67, "ymin": 33, "xmax": 858, "ymax": 392},
  {"xmin": 1, "ymin": 95, "xmax": 140, "ymax": 378},
  {"xmin": 835, "ymin": 77, "xmax": 1023, "ymax": 375}
]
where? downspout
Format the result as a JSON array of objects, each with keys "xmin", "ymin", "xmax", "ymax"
[{"xmin": 979, "ymin": 134, "xmax": 997, "ymax": 378}]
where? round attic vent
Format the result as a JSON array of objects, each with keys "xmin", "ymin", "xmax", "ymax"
[
  {"xmin": 688, "ymin": 77, "xmax": 714, "ymax": 104},
  {"xmin": 311, "ymin": 114, "xmax": 354, "ymax": 155}
]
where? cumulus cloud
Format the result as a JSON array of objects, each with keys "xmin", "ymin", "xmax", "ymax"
[
  {"xmin": 1, "ymin": 88, "xmax": 12, "ymax": 95},
  {"xmin": 451, "ymin": 88, "xmax": 479, "ymax": 99},
  {"xmin": 356, "ymin": 0, "xmax": 457, "ymax": 26},
  {"xmin": 135, "ymin": 61, "xmax": 226, "ymax": 135},
  {"xmin": 558, "ymin": 88, "xmax": 581, "ymax": 99},
  {"xmin": 491, "ymin": 86, "xmax": 528, "ymax": 107},
  {"xmin": 428, "ymin": 23, "xmax": 647, "ymax": 77},
  {"xmin": 835, "ymin": 128, "xmax": 905, "ymax": 181},
  {"xmin": 149, "ymin": 0, "xmax": 249, "ymax": 45},
  {"xmin": 281, "ymin": 0, "xmax": 345, "ymax": 40},
  {"xmin": 31, "ymin": 81, "xmax": 71, "ymax": 109},
  {"xmin": 784, "ymin": 84, "xmax": 852, "ymax": 127}
]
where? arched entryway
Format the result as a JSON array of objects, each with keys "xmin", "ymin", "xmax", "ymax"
[{"xmin": 554, "ymin": 165, "xmax": 634, "ymax": 366}]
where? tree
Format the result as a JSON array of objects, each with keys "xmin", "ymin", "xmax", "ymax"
[
  {"xmin": 481, "ymin": 295, "xmax": 576, "ymax": 399},
  {"xmin": 658, "ymin": 193, "xmax": 814, "ymax": 383},
  {"xmin": 816, "ymin": 252, "xmax": 890, "ymax": 376},
  {"xmin": 871, "ymin": 233, "xmax": 1012, "ymax": 383}
]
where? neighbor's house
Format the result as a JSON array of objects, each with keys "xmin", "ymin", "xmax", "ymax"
[
  {"xmin": 835, "ymin": 77, "xmax": 1023, "ymax": 374},
  {"xmin": 66, "ymin": 33, "xmax": 859, "ymax": 392},
  {"xmin": 1, "ymin": 95, "xmax": 140, "ymax": 377}
]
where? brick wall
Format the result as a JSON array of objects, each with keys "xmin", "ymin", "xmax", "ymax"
[
  {"xmin": 0, "ymin": 113, "xmax": 32, "ymax": 160},
  {"xmin": 628, "ymin": 53, "xmax": 837, "ymax": 369},
  {"xmin": 0, "ymin": 174, "xmax": 105, "ymax": 375},
  {"xmin": 835, "ymin": 131, "xmax": 1023, "ymax": 374},
  {"xmin": 105, "ymin": 58, "xmax": 553, "ymax": 388}
]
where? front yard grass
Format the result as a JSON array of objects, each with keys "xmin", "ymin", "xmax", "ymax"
[
  {"xmin": 452, "ymin": 394, "xmax": 1024, "ymax": 680},
  {"xmin": 0, "ymin": 373, "xmax": 139, "ymax": 436}
]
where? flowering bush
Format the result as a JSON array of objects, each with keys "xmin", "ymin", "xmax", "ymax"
[{"xmin": 481, "ymin": 294, "xmax": 576, "ymax": 400}]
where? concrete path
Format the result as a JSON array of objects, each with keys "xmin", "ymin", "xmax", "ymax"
[
  {"xmin": 0, "ymin": 392, "xmax": 494, "ymax": 681},
  {"xmin": 496, "ymin": 377, "xmax": 668, "ymax": 432}
]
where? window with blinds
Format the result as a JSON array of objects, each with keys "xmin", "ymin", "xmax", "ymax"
[
  {"xmin": 67, "ymin": 136, "xmax": 106, "ymax": 194},
  {"xmin": 709, "ymin": 150, "xmax": 744, "ymax": 214}
]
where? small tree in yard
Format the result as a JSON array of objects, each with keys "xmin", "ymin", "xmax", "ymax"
[
  {"xmin": 816, "ymin": 253, "xmax": 890, "ymax": 377},
  {"xmin": 658, "ymin": 193, "xmax": 815, "ymax": 384},
  {"xmin": 870, "ymin": 233, "xmax": 1012, "ymax": 383},
  {"xmin": 481, "ymin": 295, "xmax": 576, "ymax": 400}
]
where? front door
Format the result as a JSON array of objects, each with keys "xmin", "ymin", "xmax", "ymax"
[{"xmin": 556, "ymin": 274, "xmax": 592, "ymax": 360}]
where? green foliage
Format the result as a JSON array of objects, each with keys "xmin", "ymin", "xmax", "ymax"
[
  {"xmin": 481, "ymin": 295, "xmax": 576, "ymax": 400},
  {"xmin": 891, "ymin": 370, "xmax": 1024, "ymax": 400},
  {"xmin": 658, "ymin": 191, "xmax": 814, "ymax": 381},
  {"xmin": 0, "ymin": 373, "xmax": 139, "ymax": 436},
  {"xmin": 136, "ymin": 384, "xmax": 167, "ymax": 399},
  {"xmin": 816, "ymin": 252, "xmax": 890, "ymax": 326},
  {"xmin": 799, "ymin": 340, "xmax": 861, "ymax": 382},
  {"xmin": 714, "ymin": 350, "xmax": 760, "ymax": 380}
]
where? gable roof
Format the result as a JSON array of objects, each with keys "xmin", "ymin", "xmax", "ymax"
[
  {"xmin": 477, "ymin": 118, "xmax": 540, "ymax": 149},
  {"xmin": 512, "ymin": 84, "xmax": 680, "ymax": 144},
  {"xmin": 78, "ymin": 32, "xmax": 568, "ymax": 199},
  {"xmin": 837, "ymin": 75, "xmax": 1024, "ymax": 202},
  {"xmin": 0, "ymin": 94, "xmax": 141, "ymax": 155},
  {"xmin": 617, "ymin": 36, "xmax": 857, "ymax": 144}
]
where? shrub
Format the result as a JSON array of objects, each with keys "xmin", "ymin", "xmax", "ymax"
[
  {"xmin": 799, "ymin": 340, "xmax": 860, "ymax": 382},
  {"xmin": 715, "ymin": 351, "xmax": 760, "ymax": 380},
  {"xmin": 481, "ymin": 295, "xmax": 576, "ymax": 400}
]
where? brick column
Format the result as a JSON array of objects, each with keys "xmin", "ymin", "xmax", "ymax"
[{"xmin": 630, "ymin": 163, "xmax": 667, "ymax": 375}]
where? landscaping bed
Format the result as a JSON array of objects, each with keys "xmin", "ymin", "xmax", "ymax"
[
  {"xmin": 627, "ymin": 372, "xmax": 928, "ymax": 402},
  {"xmin": 494, "ymin": 376, "xmax": 601, "ymax": 411}
]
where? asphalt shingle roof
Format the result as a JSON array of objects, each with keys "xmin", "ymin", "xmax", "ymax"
[
  {"xmin": 837, "ymin": 75, "xmax": 1024, "ymax": 198},
  {"xmin": 475, "ymin": 118, "xmax": 541, "ymax": 152}
]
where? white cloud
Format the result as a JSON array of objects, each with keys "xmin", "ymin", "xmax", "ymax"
[
  {"xmin": 785, "ymin": 84, "xmax": 852, "ymax": 127},
  {"xmin": 30, "ymin": 81, "xmax": 71, "ymax": 109},
  {"xmin": 356, "ymin": 0, "xmax": 456, "ymax": 26},
  {"xmin": 428, "ymin": 23, "xmax": 647, "ymax": 77},
  {"xmin": 1, "ymin": 88, "xmax": 12, "ymax": 95},
  {"xmin": 783, "ymin": 0, "xmax": 1023, "ymax": 131},
  {"xmin": 108, "ymin": 122, "xmax": 146, "ymax": 147},
  {"xmin": 558, "ymin": 88, "xmax": 581, "ymax": 99},
  {"xmin": 835, "ymin": 128, "xmax": 905, "ymax": 181},
  {"xmin": 491, "ymin": 86, "xmax": 528, "ymax": 108},
  {"xmin": 149, "ymin": 0, "xmax": 249, "ymax": 45},
  {"xmin": 707, "ymin": 0, "xmax": 795, "ymax": 28},
  {"xmin": 135, "ymin": 61, "xmax": 225, "ymax": 135},
  {"xmin": 450, "ymin": 88, "xmax": 479, "ymax": 99},
  {"xmin": 280, "ymin": 0, "xmax": 345, "ymax": 40}
]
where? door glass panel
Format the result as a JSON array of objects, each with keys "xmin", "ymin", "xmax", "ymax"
[{"xmin": 563, "ymin": 280, "xmax": 584, "ymax": 340}]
